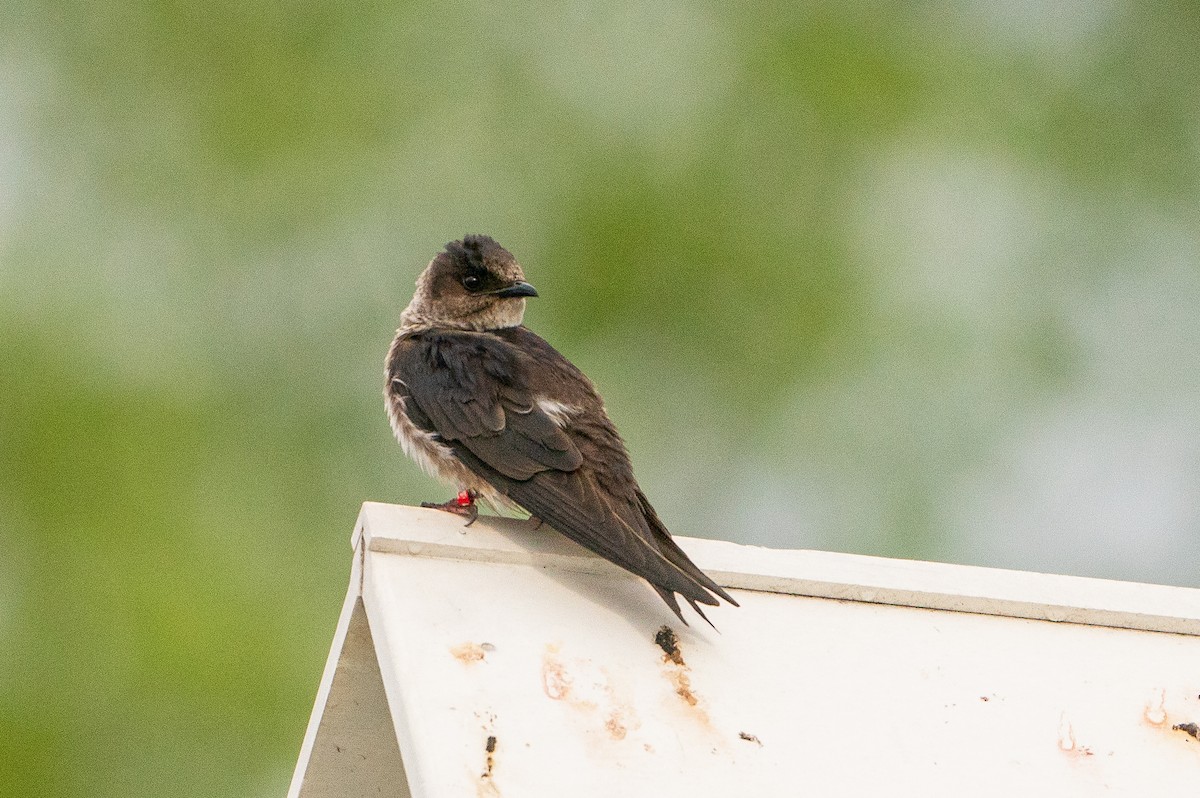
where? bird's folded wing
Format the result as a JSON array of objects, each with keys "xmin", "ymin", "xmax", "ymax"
[
  {"xmin": 392, "ymin": 333, "xmax": 583, "ymax": 480},
  {"xmin": 493, "ymin": 465, "xmax": 720, "ymax": 604},
  {"xmin": 393, "ymin": 331, "xmax": 727, "ymax": 610}
]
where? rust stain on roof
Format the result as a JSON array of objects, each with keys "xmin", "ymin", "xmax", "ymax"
[
  {"xmin": 541, "ymin": 644, "xmax": 573, "ymax": 701},
  {"xmin": 451, "ymin": 642, "xmax": 489, "ymax": 664},
  {"xmin": 605, "ymin": 713, "xmax": 628, "ymax": 740},
  {"xmin": 653, "ymin": 626, "xmax": 713, "ymax": 727},
  {"xmin": 670, "ymin": 669, "xmax": 699, "ymax": 707},
  {"xmin": 541, "ymin": 644, "xmax": 641, "ymax": 742}
]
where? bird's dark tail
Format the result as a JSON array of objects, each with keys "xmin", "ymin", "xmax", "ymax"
[
  {"xmin": 637, "ymin": 490, "xmax": 739, "ymax": 624},
  {"xmin": 651, "ymin": 586, "xmax": 721, "ymax": 630}
]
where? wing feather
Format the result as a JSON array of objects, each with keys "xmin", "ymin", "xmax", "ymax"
[
  {"xmin": 388, "ymin": 327, "xmax": 734, "ymax": 623},
  {"xmin": 392, "ymin": 332, "xmax": 583, "ymax": 479}
]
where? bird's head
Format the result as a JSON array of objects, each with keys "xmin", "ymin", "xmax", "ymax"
[{"xmin": 400, "ymin": 234, "xmax": 538, "ymax": 331}]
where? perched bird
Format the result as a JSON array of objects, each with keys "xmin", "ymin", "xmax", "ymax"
[{"xmin": 384, "ymin": 234, "xmax": 738, "ymax": 625}]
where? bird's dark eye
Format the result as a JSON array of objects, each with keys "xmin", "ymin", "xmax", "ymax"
[{"xmin": 462, "ymin": 274, "xmax": 483, "ymax": 291}]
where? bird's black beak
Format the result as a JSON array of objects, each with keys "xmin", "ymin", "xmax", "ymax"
[{"xmin": 493, "ymin": 281, "xmax": 538, "ymax": 298}]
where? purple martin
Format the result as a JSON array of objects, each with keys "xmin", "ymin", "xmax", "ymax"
[{"xmin": 384, "ymin": 235, "xmax": 738, "ymax": 625}]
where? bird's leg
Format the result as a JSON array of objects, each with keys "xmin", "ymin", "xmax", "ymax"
[
  {"xmin": 421, "ymin": 489, "xmax": 479, "ymax": 527},
  {"xmin": 528, "ymin": 515, "xmax": 544, "ymax": 530}
]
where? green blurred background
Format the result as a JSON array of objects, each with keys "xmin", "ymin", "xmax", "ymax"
[{"xmin": 3, "ymin": 1, "xmax": 1199, "ymax": 794}]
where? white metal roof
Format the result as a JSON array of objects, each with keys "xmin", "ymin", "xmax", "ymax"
[{"xmin": 289, "ymin": 502, "xmax": 1200, "ymax": 797}]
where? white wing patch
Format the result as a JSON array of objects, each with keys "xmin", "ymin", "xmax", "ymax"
[{"xmin": 536, "ymin": 398, "xmax": 577, "ymax": 428}]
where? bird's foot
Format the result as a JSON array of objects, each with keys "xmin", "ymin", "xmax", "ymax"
[
  {"xmin": 422, "ymin": 489, "xmax": 479, "ymax": 527},
  {"xmin": 529, "ymin": 515, "xmax": 544, "ymax": 530}
]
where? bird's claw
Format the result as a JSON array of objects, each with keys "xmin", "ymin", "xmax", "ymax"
[{"xmin": 421, "ymin": 489, "xmax": 479, "ymax": 527}]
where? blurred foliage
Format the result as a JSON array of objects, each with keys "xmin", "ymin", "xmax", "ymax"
[{"xmin": 2, "ymin": 1, "xmax": 1199, "ymax": 795}]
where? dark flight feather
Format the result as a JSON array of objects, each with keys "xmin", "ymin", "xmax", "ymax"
[{"xmin": 387, "ymin": 325, "xmax": 737, "ymax": 623}]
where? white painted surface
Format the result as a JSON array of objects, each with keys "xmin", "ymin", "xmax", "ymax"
[
  {"xmin": 291, "ymin": 502, "xmax": 1200, "ymax": 797},
  {"xmin": 287, "ymin": 536, "xmax": 410, "ymax": 798}
]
